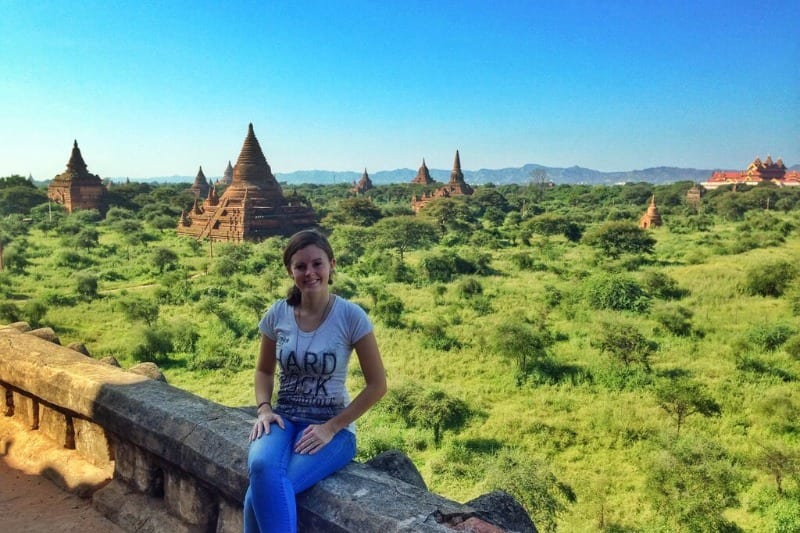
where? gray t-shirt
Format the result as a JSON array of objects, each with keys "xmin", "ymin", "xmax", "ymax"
[{"xmin": 258, "ymin": 296, "xmax": 372, "ymax": 433}]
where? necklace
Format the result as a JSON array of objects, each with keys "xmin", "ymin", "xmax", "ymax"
[{"xmin": 294, "ymin": 295, "xmax": 333, "ymax": 357}]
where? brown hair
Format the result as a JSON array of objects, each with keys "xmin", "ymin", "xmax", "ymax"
[{"xmin": 283, "ymin": 229, "xmax": 335, "ymax": 306}]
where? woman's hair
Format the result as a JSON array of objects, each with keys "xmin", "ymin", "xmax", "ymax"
[{"xmin": 283, "ymin": 229, "xmax": 335, "ymax": 306}]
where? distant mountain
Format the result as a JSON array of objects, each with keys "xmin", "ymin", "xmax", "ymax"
[{"xmin": 110, "ymin": 162, "xmax": 799, "ymax": 187}]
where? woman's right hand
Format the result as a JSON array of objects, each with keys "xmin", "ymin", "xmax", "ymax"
[{"xmin": 249, "ymin": 409, "xmax": 285, "ymax": 441}]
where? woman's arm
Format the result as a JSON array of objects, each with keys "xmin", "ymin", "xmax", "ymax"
[{"xmin": 250, "ymin": 335, "xmax": 284, "ymax": 440}]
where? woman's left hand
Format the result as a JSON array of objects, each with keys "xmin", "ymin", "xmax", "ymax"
[{"xmin": 295, "ymin": 423, "xmax": 336, "ymax": 455}]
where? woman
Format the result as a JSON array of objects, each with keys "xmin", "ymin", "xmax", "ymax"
[{"xmin": 244, "ymin": 229, "xmax": 387, "ymax": 533}]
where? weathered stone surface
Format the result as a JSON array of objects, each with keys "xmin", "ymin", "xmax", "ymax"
[
  {"xmin": 38, "ymin": 403, "xmax": 71, "ymax": 447},
  {"xmin": 466, "ymin": 490, "xmax": 538, "ymax": 533},
  {"xmin": 1, "ymin": 328, "xmax": 535, "ymax": 532},
  {"xmin": 3, "ymin": 321, "xmax": 31, "ymax": 332},
  {"xmin": 68, "ymin": 342, "xmax": 91, "ymax": 356},
  {"xmin": 297, "ymin": 463, "xmax": 465, "ymax": 532},
  {"xmin": 100, "ymin": 355, "xmax": 122, "ymax": 367},
  {"xmin": 94, "ymin": 479, "xmax": 205, "ymax": 533},
  {"xmin": 114, "ymin": 439, "xmax": 164, "ymax": 496},
  {"xmin": 74, "ymin": 417, "xmax": 114, "ymax": 467},
  {"xmin": 216, "ymin": 498, "xmax": 243, "ymax": 533},
  {"xmin": 164, "ymin": 466, "xmax": 217, "ymax": 526},
  {"xmin": 27, "ymin": 327, "xmax": 61, "ymax": 344},
  {"xmin": 128, "ymin": 362, "xmax": 167, "ymax": 382},
  {"xmin": 366, "ymin": 449, "xmax": 427, "ymax": 489},
  {"xmin": 12, "ymin": 391, "xmax": 38, "ymax": 429}
]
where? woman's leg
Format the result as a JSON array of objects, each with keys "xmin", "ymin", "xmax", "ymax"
[
  {"xmin": 287, "ymin": 430, "xmax": 357, "ymax": 493},
  {"xmin": 245, "ymin": 419, "xmax": 298, "ymax": 533}
]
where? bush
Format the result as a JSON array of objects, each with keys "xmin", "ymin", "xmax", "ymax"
[
  {"xmin": 746, "ymin": 323, "xmax": 796, "ymax": 351},
  {"xmin": 131, "ymin": 327, "xmax": 174, "ymax": 364},
  {"xmin": 583, "ymin": 273, "xmax": 650, "ymax": 312},
  {"xmin": 418, "ymin": 250, "xmax": 478, "ymax": 283},
  {"xmin": 784, "ymin": 335, "xmax": 800, "ymax": 359},
  {"xmin": 420, "ymin": 323, "xmax": 462, "ymax": 351},
  {"xmin": 456, "ymin": 277, "xmax": 483, "ymax": 299},
  {"xmin": 742, "ymin": 260, "xmax": 797, "ymax": 297},
  {"xmin": 653, "ymin": 305, "xmax": 698, "ymax": 337},
  {"xmin": 642, "ymin": 271, "xmax": 688, "ymax": 300},
  {"xmin": 75, "ymin": 272, "xmax": 99, "ymax": 301},
  {"xmin": 373, "ymin": 295, "xmax": 405, "ymax": 328},
  {"xmin": 0, "ymin": 301, "xmax": 21, "ymax": 323}
]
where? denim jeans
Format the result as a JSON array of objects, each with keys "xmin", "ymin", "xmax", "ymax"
[{"xmin": 243, "ymin": 418, "xmax": 357, "ymax": 533}]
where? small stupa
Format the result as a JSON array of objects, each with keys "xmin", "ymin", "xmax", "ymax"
[
  {"xmin": 189, "ymin": 166, "xmax": 210, "ymax": 199},
  {"xmin": 639, "ymin": 195, "xmax": 662, "ymax": 229},
  {"xmin": 411, "ymin": 150, "xmax": 474, "ymax": 212},
  {"xmin": 411, "ymin": 159, "xmax": 435, "ymax": 185},
  {"xmin": 351, "ymin": 168, "xmax": 374, "ymax": 194},
  {"xmin": 219, "ymin": 160, "xmax": 234, "ymax": 185}
]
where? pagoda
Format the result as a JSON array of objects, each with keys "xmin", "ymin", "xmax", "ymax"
[
  {"xmin": 351, "ymin": 168, "xmax": 374, "ymax": 195},
  {"xmin": 47, "ymin": 140, "xmax": 106, "ymax": 214},
  {"xmin": 411, "ymin": 159, "xmax": 435, "ymax": 185},
  {"xmin": 189, "ymin": 166, "xmax": 210, "ymax": 199},
  {"xmin": 177, "ymin": 124, "xmax": 316, "ymax": 241},
  {"xmin": 411, "ymin": 150, "xmax": 474, "ymax": 212},
  {"xmin": 638, "ymin": 196, "xmax": 662, "ymax": 229},
  {"xmin": 219, "ymin": 160, "xmax": 234, "ymax": 185}
]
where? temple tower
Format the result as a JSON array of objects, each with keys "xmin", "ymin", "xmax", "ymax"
[
  {"xmin": 411, "ymin": 150, "xmax": 474, "ymax": 212},
  {"xmin": 220, "ymin": 160, "xmax": 234, "ymax": 185},
  {"xmin": 639, "ymin": 195, "xmax": 663, "ymax": 229},
  {"xmin": 352, "ymin": 168, "xmax": 374, "ymax": 195},
  {"xmin": 177, "ymin": 124, "xmax": 316, "ymax": 241},
  {"xmin": 47, "ymin": 140, "xmax": 106, "ymax": 214},
  {"xmin": 411, "ymin": 159, "xmax": 435, "ymax": 185},
  {"xmin": 190, "ymin": 166, "xmax": 210, "ymax": 199}
]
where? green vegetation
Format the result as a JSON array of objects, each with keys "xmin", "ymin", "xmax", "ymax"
[{"xmin": 2, "ymin": 177, "xmax": 800, "ymax": 531}]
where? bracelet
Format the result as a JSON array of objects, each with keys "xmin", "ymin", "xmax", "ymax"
[{"xmin": 257, "ymin": 401, "xmax": 272, "ymax": 411}]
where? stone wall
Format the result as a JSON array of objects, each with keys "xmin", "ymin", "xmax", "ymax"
[{"xmin": 0, "ymin": 324, "xmax": 535, "ymax": 532}]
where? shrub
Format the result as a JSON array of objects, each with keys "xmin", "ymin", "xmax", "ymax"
[
  {"xmin": 420, "ymin": 323, "xmax": 462, "ymax": 351},
  {"xmin": 22, "ymin": 300, "xmax": 48, "ymax": 328},
  {"xmin": 593, "ymin": 321, "xmax": 657, "ymax": 370},
  {"xmin": 741, "ymin": 260, "xmax": 797, "ymax": 297},
  {"xmin": 642, "ymin": 271, "xmax": 688, "ymax": 300},
  {"xmin": 509, "ymin": 252, "xmax": 547, "ymax": 271},
  {"xmin": 746, "ymin": 323, "xmax": 796, "ymax": 351},
  {"xmin": 456, "ymin": 277, "xmax": 483, "ymax": 299},
  {"xmin": 653, "ymin": 305, "xmax": 697, "ymax": 337},
  {"xmin": 418, "ymin": 250, "xmax": 478, "ymax": 283},
  {"xmin": 583, "ymin": 273, "xmax": 650, "ymax": 312},
  {"xmin": 0, "ymin": 301, "xmax": 21, "ymax": 323},
  {"xmin": 75, "ymin": 272, "xmax": 99, "ymax": 301},
  {"xmin": 373, "ymin": 295, "xmax": 405, "ymax": 328},
  {"xmin": 130, "ymin": 327, "xmax": 174, "ymax": 364},
  {"xmin": 784, "ymin": 335, "xmax": 800, "ymax": 359}
]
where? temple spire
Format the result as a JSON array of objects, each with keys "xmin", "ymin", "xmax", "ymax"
[
  {"xmin": 449, "ymin": 150, "xmax": 464, "ymax": 184},
  {"xmin": 67, "ymin": 140, "xmax": 89, "ymax": 175}
]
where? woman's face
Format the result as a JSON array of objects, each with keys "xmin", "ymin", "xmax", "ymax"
[{"xmin": 288, "ymin": 245, "xmax": 335, "ymax": 295}]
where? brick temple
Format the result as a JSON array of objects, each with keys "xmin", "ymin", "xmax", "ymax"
[
  {"xmin": 638, "ymin": 195, "xmax": 662, "ymax": 229},
  {"xmin": 411, "ymin": 150, "xmax": 473, "ymax": 212},
  {"xmin": 410, "ymin": 159, "xmax": 435, "ymax": 185},
  {"xmin": 351, "ymin": 168, "xmax": 374, "ymax": 195},
  {"xmin": 189, "ymin": 166, "xmax": 210, "ymax": 199},
  {"xmin": 177, "ymin": 124, "xmax": 316, "ymax": 241},
  {"xmin": 47, "ymin": 140, "xmax": 106, "ymax": 214},
  {"xmin": 704, "ymin": 155, "xmax": 800, "ymax": 189},
  {"xmin": 220, "ymin": 161, "xmax": 234, "ymax": 186}
]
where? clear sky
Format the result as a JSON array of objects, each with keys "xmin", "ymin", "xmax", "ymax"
[{"xmin": 1, "ymin": 0, "xmax": 798, "ymax": 180}]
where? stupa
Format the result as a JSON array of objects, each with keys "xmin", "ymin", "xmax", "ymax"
[
  {"xmin": 177, "ymin": 124, "xmax": 316, "ymax": 241},
  {"xmin": 351, "ymin": 168, "xmax": 374, "ymax": 194},
  {"xmin": 411, "ymin": 150, "xmax": 474, "ymax": 212},
  {"xmin": 189, "ymin": 166, "xmax": 210, "ymax": 199},
  {"xmin": 639, "ymin": 195, "xmax": 662, "ymax": 229},
  {"xmin": 411, "ymin": 159, "xmax": 435, "ymax": 185},
  {"xmin": 219, "ymin": 161, "xmax": 234, "ymax": 185},
  {"xmin": 47, "ymin": 140, "xmax": 106, "ymax": 214}
]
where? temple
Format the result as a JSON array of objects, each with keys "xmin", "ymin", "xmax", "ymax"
[
  {"xmin": 638, "ymin": 195, "xmax": 662, "ymax": 229},
  {"xmin": 189, "ymin": 166, "xmax": 210, "ymax": 199},
  {"xmin": 47, "ymin": 140, "xmax": 106, "ymax": 214},
  {"xmin": 704, "ymin": 156, "xmax": 800, "ymax": 189},
  {"xmin": 411, "ymin": 150, "xmax": 473, "ymax": 212},
  {"xmin": 219, "ymin": 161, "xmax": 234, "ymax": 186},
  {"xmin": 351, "ymin": 168, "xmax": 374, "ymax": 195},
  {"xmin": 410, "ymin": 159, "xmax": 435, "ymax": 185},
  {"xmin": 177, "ymin": 124, "xmax": 316, "ymax": 241}
]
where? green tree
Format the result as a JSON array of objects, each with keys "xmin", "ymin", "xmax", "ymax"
[
  {"xmin": 582, "ymin": 221, "xmax": 656, "ymax": 258},
  {"xmin": 152, "ymin": 247, "xmax": 179, "ymax": 274},
  {"xmin": 75, "ymin": 272, "xmax": 99, "ymax": 301},
  {"xmin": 117, "ymin": 296, "xmax": 160, "ymax": 327},
  {"xmin": 323, "ymin": 197, "xmax": 383, "ymax": 227},
  {"xmin": 754, "ymin": 443, "xmax": 799, "ymax": 495},
  {"xmin": 409, "ymin": 388, "xmax": 471, "ymax": 447},
  {"xmin": 646, "ymin": 437, "xmax": 745, "ymax": 532},
  {"xmin": 741, "ymin": 260, "xmax": 797, "ymax": 297},
  {"xmin": 492, "ymin": 320, "xmax": 553, "ymax": 382},
  {"xmin": 74, "ymin": 227, "xmax": 100, "ymax": 252},
  {"xmin": 371, "ymin": 216, "xmax": 438, "ymax": 261},
  {"xmin": 654, "ymin": 378, "xmax": 721, "ymax": 436},
  {"xmin": 484, "ymin": 448, "xmax": 575, "ymax": 533},
  {"xmin": 594, "ymin": 321, "xmax": 657, "ymax": 370}
]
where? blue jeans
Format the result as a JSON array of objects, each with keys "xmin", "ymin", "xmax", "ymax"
[{"xmin": 243, "ymin": 418, "xmax": 357, "ymax": 533}]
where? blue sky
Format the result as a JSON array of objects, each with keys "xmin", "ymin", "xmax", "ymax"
[{"xmin": 1, "ymin": 0, "xmax": 798, "ymax": 180}]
